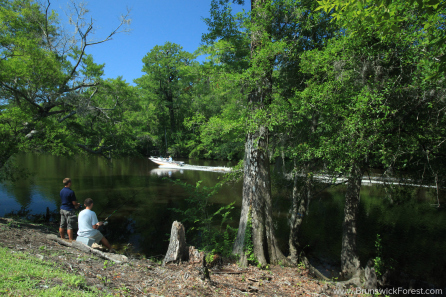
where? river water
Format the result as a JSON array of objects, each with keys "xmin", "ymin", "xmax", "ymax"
[{"xmin": 1, "ymin": 154, "xmax": 445, "ymax": 287}]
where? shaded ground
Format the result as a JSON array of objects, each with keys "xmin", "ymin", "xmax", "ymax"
[{"xmin": 0, "ymin": 217, "xmax": 360, "ymax": 296}]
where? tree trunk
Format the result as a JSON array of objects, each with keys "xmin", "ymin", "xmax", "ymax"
[
  {"xmin": 341, "ymin": 164, "xmax": 362, "ymax": 278},
  {"xmin": 289, "ymin": 171, "xmax": 304, "ymax": 264},
  {"xmin": 163, "ymin": 221, "xmax": 188, "ymax": 265},
  {"xmin": 167, "ymin": 92, "xmax": 175, "ymax": 133},
  {"xmin": 233, "ymin": 129, "xmax": 268, "ymax": 266},
  {"xmin": 233, "ymin": 125, "xmax": 288, "ymax": 266},
  {"xmin": 233, "ymin": 0, "xmax": 288, "ymax": 267},
  {"xmin": 289, "ymin": 164, "xmax": 312, "ymax": 264},
  {"xmin": 265, "ymin": 185, "xmax": 288, "ymax": 264},
  {"xmin": 232, "ymin": 178, "xmax": 250, "ymax": 267},
  {"xmin": 281, "ymin": 149, "xmax": 286, "ymax": 173}
]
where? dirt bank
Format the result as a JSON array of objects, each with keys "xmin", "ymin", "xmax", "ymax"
[{"xmin": 0, "ymin": 217, "xmax": 357, "ymax": 296}]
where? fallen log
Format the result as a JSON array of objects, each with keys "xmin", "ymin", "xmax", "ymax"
[
  {"xmin": 211, "ymin": 269, "xmax": 249, "ymax": 275},
  {"xmin": 299, "ymin": 252, "xmax": 330, "ymax": 281},
  {"xmin": 46, "ymin": 234, "xmax": 128, "ymax": 263}
]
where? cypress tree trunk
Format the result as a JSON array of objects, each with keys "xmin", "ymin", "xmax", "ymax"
[
  {"xmin": 233, "ymin": 129, "xmax": 268, "ymax": 266},
  {"xmin": 289, "ymin": 165, "xmax": 312, "ymax": 264},
  {"xmin": 341, "ymin": 164, "xmax": 362, "ymax": 278},
  {"xmin": 233, "ymin": 125, "xmax": 289, "ymax": 266}
]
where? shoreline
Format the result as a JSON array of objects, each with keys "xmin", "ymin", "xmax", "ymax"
[{"xmin": 0, "ymin": 217, "xmax": 354, "ymax": 296}]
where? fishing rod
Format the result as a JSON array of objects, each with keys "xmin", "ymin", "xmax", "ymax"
[
  {"xmin": 100, "ymin": 192, "xmax": 139, "ymax": 225},
  {"xmin": 102, "ymin": 203, "xmax": 126, "ymax": 224}
]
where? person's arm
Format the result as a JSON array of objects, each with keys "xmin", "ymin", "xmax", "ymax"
[
  {"xmin": 71, "ymin": 192, "xmax": 80, "ymax": 209},
  {"xmin": 91, "ymin": 212, "xmax": 102, "ymax": 229},
  {"xmin": 92, "ymin": 222, "xmax": 103, "ymax": 229}
]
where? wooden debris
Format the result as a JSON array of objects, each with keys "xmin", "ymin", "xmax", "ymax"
[
  {"xmin": 188, "ymin": 246, "xmax": 204, "ymax": 264},
  {"xmin": 46, "ymin": 234, "xmax": 128, "ymax": 263},
  {"xmin": 211, "ymin": 269, "xmax": 249, "ymax": 274}
]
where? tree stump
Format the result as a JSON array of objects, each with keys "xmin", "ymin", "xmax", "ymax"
[
  {"xmin": 188, "ymin": 246, "xmax": 204, "ymax": 265},
  {"xmin": 163, "ymin": 221, "xmax": 188, "ymax": 266},
  {"xmin": 198, "ymin": 253, "xmax": 211, "ymax": 282}
]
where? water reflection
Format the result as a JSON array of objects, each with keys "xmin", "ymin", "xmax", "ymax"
[{"xmin": 150, "ymin": 168, "xmax": 184, "ymax": 177}]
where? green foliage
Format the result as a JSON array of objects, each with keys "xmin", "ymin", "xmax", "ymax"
[
  {"xmin": 291, "ymin": 10, "xmax": 446, "ymax": 183},
  {"xmin": 73, "ymin": 77, "xmax": 140, "ymax": 158},
  {"xmin": 374, "ymin": 234, "xmax": 384, "ymax": 277},
  {"xmin": 168, "ymin": 179, "xmax": 237, "ymax": 257},
  {"xmin": 316, "ymin": 0, "xmax": 446, "ymax": 75},
  {"xmin": 373, "ymin": 233, "xmax": 396, "ymax": 278}
]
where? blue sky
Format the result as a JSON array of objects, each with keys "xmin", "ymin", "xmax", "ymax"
[{"xmin": 50, "ymin": 0, "xmax": 250, "ymax": 85}]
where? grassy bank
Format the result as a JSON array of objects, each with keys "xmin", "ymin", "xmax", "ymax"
[{"xmin": 0, "ymin": 246, "xmax": 104, "ymax": 296}]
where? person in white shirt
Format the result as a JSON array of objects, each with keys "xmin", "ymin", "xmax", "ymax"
[{"xmin": 78, "ymin": 198, "xmax": 114, "ymax": 252}]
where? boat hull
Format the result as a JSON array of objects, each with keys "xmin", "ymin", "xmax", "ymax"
[{"xmin": 149, "ymin": 157, "xmax": 184, "ymax": 167}]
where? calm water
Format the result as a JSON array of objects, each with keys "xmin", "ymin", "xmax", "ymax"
[
  {"xmin": 1, "ymin": 154, "xmax": 445, "ymax": 287},
  {"xmin": 0, "ymin": 154, "xmax": 241, "ymax": 255}
]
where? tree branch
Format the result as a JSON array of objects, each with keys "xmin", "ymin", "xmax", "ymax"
[
  {"xmin": 0, "ymin": 82, "xmax": 44, "ymax": 112},
  {"xmin": 76, "ymin": 144, "xmax": 113, "ymax": 159}
]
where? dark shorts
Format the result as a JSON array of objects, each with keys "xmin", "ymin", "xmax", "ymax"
[{"xmin": 60, "ymin": 209, "xmax": 77, "ymax": 230}]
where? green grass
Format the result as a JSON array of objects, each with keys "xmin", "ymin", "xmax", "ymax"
[{"xmin": 0, "ymin": 247, "xmax": 107, "ymax": 296}]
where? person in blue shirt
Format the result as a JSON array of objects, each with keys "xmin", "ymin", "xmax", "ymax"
[
  {"xmin": 59, "ymin": 178, "xmax": 80, "ymax": 241},
  {"xmin": 168, "ymin": 156, "xmax": 172, "ymax": 162},
  {"xmin": 78, "ymin": 198, "xmax": 113, "ymax": 252}
]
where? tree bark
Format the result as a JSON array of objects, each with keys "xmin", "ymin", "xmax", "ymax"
[{"xmin": 341, "ymin": 164, "xmax": 362, "ymax": 278}]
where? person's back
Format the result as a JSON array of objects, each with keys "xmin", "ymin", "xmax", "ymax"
[
  {"xmin": 59, "ymin": 178, "xmax": 80, "ymax": 241},
  {"xmin": 78, "ymin": 209, "xmax": 99, "ymax": 238},
  {"xmin": 60, "ymin": 187, "xmax": 76, "ymax": 211},
  {"xmin": 77, "ymin": 198, "xmax": 114, "ymax": 252}
]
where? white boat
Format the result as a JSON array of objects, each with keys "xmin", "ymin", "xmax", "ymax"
[
  {"xmin": 148, "ymin": 157, "xmax": 185, "ymax": 167},
  {"xmin": 148, "ymin": 156, "xmax": 231, "ymax": 173}
]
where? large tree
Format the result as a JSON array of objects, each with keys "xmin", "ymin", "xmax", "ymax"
[
  {"xmin": 0, "ymin": 0, "xmax": 130, "ymax": 177},
  {"xmin": 135, "ymin": 42, "xmax": 196, "ymax": 156},
  {"xmin": 203, "ymin": 0, "xmax": 324, "ymax": 266},
  {"xmin": 294, "ymin": 4, "xmax": 446, "ymax": 278}
]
